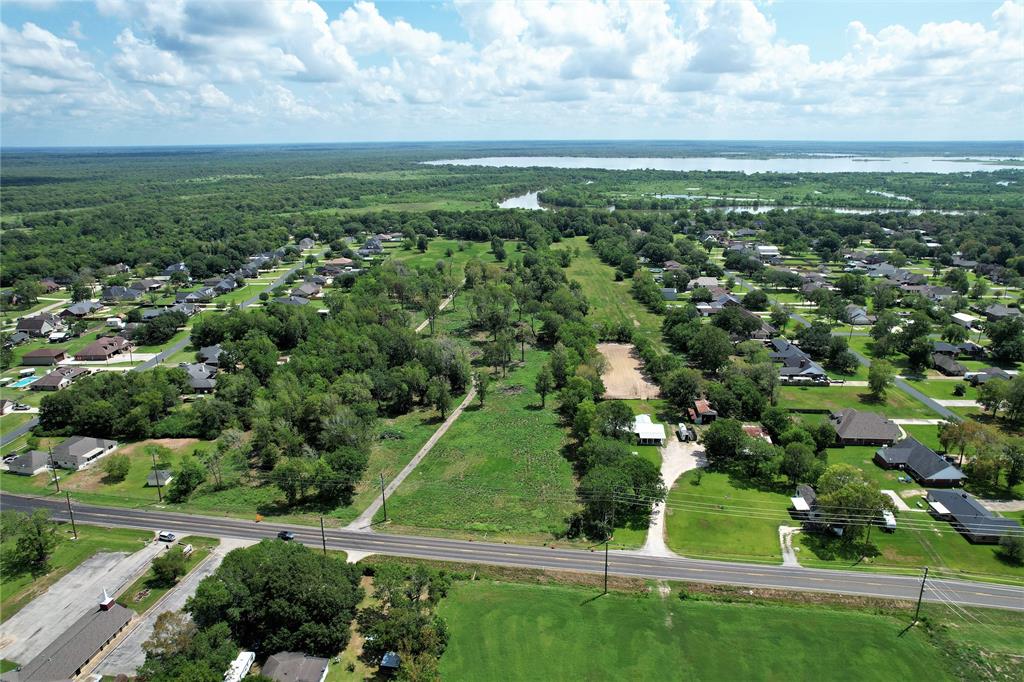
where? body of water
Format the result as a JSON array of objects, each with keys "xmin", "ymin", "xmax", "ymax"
[
  {"xmin": 497, "ymin": 190, "xmax": 967, "ymax": 215},
  {"xmin": 498, "ymin": 191, "xmax": 546, "ymax": 210},
  {"xmin": 428, "ymin": 155, "xmax": 1024, "ymax": 174}
]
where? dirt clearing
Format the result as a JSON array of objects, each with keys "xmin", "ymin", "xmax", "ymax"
[{"xmin": 597, "ymin": 343, "xmax": 660, "ymax": 399}]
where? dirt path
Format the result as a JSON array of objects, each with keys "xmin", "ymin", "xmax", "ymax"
[
  {"xmin": 980, "ymin": 499, "xmax": 1024, "ymax": 512},
  {"xmin": 779, "ymin": 526, "xmax": 801, "ymax": 567},
  {"xmin": 347, "ymin": 386, "xmax": 477, "ymax": 531},
  {"xmin": 597, "ymin": 342, "xmax": 660, "ymax": 399},
  {"xmin": 414, "ymin": 290, "xmax": 457, "ymax": 334},
  {"xmin": 638, "ymin": 432, "xmax": 704, "ymax": 557},
  {"xmin": 934, "ymin": 399, "xmax": 981, "ymax": 407}
]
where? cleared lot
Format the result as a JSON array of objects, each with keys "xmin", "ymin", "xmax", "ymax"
[
  {"xmin": 0, "ymin": 542, "xmax": 163, "ymax": 665},
  {"xmin": 597, "ymin": 343, "xmax": 660, "ymax": 400}
]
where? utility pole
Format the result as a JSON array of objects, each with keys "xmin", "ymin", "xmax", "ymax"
[
  {"xmin": 320, "ymin": 517, "xmax": 327, "ymax": 556},
  {"xmin": 65, "ymin": 492, "xmax": 78, "ymax": 540},
  {"xmin": 150, "ymin": 448, "xmax": 163, "ymax": 502},
  {"xmin": 48, "ymin": 447, "xmax": 60, "ymax": 493},
  {"xmin": 913, "ymin": 566, "xmax": 929, "ymax": 624},
  {"xmin": 380, "ymin": 473, "xmax": 388, "ymax": 522},
  {"xmin": 603, "ymin": 537, "xmax": 609, "ymax": 595}
]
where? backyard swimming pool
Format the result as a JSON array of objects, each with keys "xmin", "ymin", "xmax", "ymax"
[{"xmin": 9, "ymin": 376, "xmax": 38, "ymax": 388}]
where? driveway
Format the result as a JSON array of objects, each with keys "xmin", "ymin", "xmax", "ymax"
[
  {"xmin": 638, "ymin": 433, "xmax": 705, "ymax": 557},
  {"xmin": 0, "ymin": 542, "xmax": 164, "ymax": 666},
  {"xmin": 93, "ymin": 538, "xmax": 255, "ymax": 677}
]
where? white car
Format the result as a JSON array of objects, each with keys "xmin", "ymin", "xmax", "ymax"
[{"xmin": 157, "ymin": 531, "xmax": 176, "ymax": 542}]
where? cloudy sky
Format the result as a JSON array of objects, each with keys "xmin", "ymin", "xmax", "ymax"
[{"xmin": 2, "ymin": 0, "xmax": 1022, "ymax": 146}]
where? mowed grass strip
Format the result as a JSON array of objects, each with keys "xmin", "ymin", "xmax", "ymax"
[
  {"xmin": 437, "ymin": 581, "xmax": 955, "ymax": 681},
  {"xmin": 381, "ymin": 350, "xmax": 579, "ymax": 541},
  {"xmin": 779, "ymin": 385, "xmax": 938, "ymax": 419},
  {"xmin": 552, "ymin": 237, "xmax": 664, "ymax": 348},
  {"xmin": 1, "ymin": 523, "xmax": 152, "ymax": 622}
]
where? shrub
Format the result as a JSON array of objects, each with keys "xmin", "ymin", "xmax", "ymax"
[{"xmin": 102, "ymin": 454, "xmax": 131, "ymax": 482}]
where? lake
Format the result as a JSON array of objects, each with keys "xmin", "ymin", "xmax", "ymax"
[
  {"xmin": 498, "ymin": 191, "xmax": 546, "ymax": 210},
  {"xmin": 427, "ymin": 155, "xmax": 1024, "ymax": 174}
]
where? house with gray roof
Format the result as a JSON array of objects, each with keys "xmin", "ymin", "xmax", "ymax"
[
  {"xmin": 968, "ymin": 367, "xmax": 1012, "ymax": 386},
  {"xmin": 927, "ymin": 489, "xmax": 1022, "ymax": 544},
  {"xmin": 875, "ymin": 437, "xmax": 965, "ymax": 487},
  {"xmin": 984, "ymin": 303, "xmax": 1021, "ymax": 321},
  {"xmin": 198, "ymin": 345, "xmax": 223, "ymax": 366},
  {"xmin": 262, "ymin": 652, "xmax": 330, "ymax": 682},
  {"xmin": 274, "ymin": 295, "xmax": 310, "ymax": 306},
  {"xmin": 931, "ymin": 352, "xmax": 966, "ymax": 377},
  {"xmin": 7, "ymin": 450, "xmax": 50, "ymax": 476},
  {"xmin": 31, "ymin": 366, "xmax": 90, "ymax": 391},
  {"xmin": 181, "ymin": 362, "xmax": 217, "ymax": 393},
  {"xmin": 16, "ymin": 313, "xmax": 62, "ymax": 337},
  {"xmin": 101, "ymin": 285, "xmax": 142, "ymax": 302},
  {"xmin": 61, "ymin": 301, "xmax": 105, "ymax": 318},
  {"xmin": 16, "ymin": 601, "xmax": 133, "ymax": 681},
  {"xmin": 829, "ymin": 409, "xmax": 901, "ymax": 446},
  {"xmin": 50, "ymin": 436, "xmax": 118, "ymax": 470}
]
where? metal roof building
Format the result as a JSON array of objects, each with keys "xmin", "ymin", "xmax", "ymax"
[{"xmin": 15, "ymin": 602, "xmax": 132, "ymax": 681}]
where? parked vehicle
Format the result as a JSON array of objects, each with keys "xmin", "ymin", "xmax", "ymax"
[
  {"xmin": 157, "ymin": 531, "xmax": 176, "ymax": 542},
  {"xmin": 277, "ymin": 530, "xmax": 295, "ymax": 541}
]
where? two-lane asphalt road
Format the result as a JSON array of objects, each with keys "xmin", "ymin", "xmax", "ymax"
[{"xmin": 3, "ymin": 494, "xmax": 1021, "ymax": 611}]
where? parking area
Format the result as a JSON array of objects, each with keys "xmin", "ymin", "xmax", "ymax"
[{"xmin": 0, "ymin": 541, "xmax": 164, "ymax": 666}]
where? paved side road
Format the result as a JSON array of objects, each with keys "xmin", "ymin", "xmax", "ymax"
[
  {"xmin": 4, "ymin": 494, "xmax": 1022, "ymax": 612},
  {"xmin": 0, "ymin": 543, "xmax": 164, "ymax": 666},
  {"xmin": 93, "ymin": 538, "xmax": 256, "ymax": 677}
]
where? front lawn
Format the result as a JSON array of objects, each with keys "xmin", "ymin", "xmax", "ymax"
[
  {"xmin": 118, "ymin": 535, "xmax": 218, "ymax": 613},
  {"xmin": 779, "ymin": 385, "xmax": 937, "ymax": 419}
]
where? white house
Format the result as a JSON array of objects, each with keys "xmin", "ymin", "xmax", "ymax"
[
  {"xmin": 951, "ymin": 312, "xmax": 979, "ymax": 329},
  {"xmin": 632, "ymin": 414, "xmax": 666, "ymax": 445}
]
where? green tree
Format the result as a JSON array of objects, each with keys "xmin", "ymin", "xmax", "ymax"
[
  {"xmin": 999, "ymin": 535, "xmax": 1024, "ymax": 565},
  {"xmin": 595, "ymin": 400, "xmax": 634, "ymax": 440},
  {"xmin": 702, "ymin": 419, "xmax": 746, "ymax": 470},
  {"xmin": 572, "ymin": 399, "xmax": 597, "ymax": 442},
  {"xmin": 868, "ymin": 360, "xmax": 895, "ymax": 399},
  {"xmin": 769, "ymin": 304, "xmax": 790, "ymax": 332},
  {"xmin": 427, "ymin": 378, "xmax": 452, "ymax": 419},
  {"xmin": 535, "ymin": 365, "xmax": 554, "ymax": 407},
  {"xmin": 151, "ymin": 547, "xmax": 188, "ymax": 586},
  {"xmin": 474, "ymin": 371, "xmax": 490, "ymax": 407},
  {"xmin": 9, "ymin": 510, "xmax": 59, "ymax": 575},
  {"xmin": 663, "ymin": 367, "xmax": 702, "ymax": 412},
  {"xmin": 12, "ymin": 279, "xmax": 42, "ymax": 306},
  {"xmin": 978, "ymin": 378, "xmax": 1009, "ymax": 418},
  {"xmin": 781, "ymin": 442, "xmax": 819, "ymax": 485},
  {"xmin": 101, "ymin": 453, "xmax": 131, "ymax": 482},
  {"xmin": 941, "ymin": 323, "xmax": 968, "ymax": 344},
  {"xmin": 816, "ymin": 464, "xmax": 893, "ymax": 543},
  {"xmin": 689, "ymin": 325, "xmax": 732, "ymax": 373},
  {"xmin": 187, "ymin": 540, "xmax": 363, "ymax": 656},
  {"xmin": 167, "ymin": 454, "xmax": 207, "ymax": 503}
]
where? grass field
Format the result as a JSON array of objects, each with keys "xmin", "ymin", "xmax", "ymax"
[
  {"xmin": 664, "ymin": 471, "xmax": 789, "ymax": 563},
  {"xmin": 437, "ymin": 581, "xmax": 957, "ymax": 681},
  {"xmin": 380, "ymin": 349, "xmax": 580, "ymax": 543},
  {"xmin": 552, "ymin": 237, "xmax": 664, "ymax": 348},
  {"xmin": 902, "ymin": 378, "xmax": 978, "ymax": 401},
  {"xmin": 388, "ymin": 238, "xmax": 504, "ymax": 282},
  {"xmin": 0, "ymin": 522, "xmax": 152, "ymax": 622},
  {"xmin": 779, "ymin": 385, "xmax": 937, "ymax": 419},
  {"xmin": 118, "ymin": 535, "xmax": 218, "ymax": 613}
]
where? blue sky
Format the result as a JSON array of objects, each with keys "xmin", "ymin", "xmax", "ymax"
[{"xmin": 2, "ymin": 1, "xmax": 1022, "ymax": 146}]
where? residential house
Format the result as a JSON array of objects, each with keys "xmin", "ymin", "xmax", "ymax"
[
  {"xmin": 742, "ymin": 424, "xmax": 772, "ymax": 443},
  {"xmin": 931, "ymin": 353, "xmax": 966, "ymax": 377},
  {"xmin": 61, "ymin": 301, "xmax": 105, "ymax": 318},
  {"xmin": 790, "ymin": 484, "xmax": 824, "ymax": 526},
  {"xmin": 696, "ymin": 293, "xmax": 742, "ymax": 317},
  {"xmin": 951, "ymin": 256, "xmax": 979, "ymax": 269},
  {"xmin": 299, "ymin": 237, "xmax": 316, "ymax": 250},
  {"xmin": 734, "ymin": 228, "xmax": 758, "ymax": 238},
  {"xmin": 927, "ymin": 489, "xmax": 1022, "ymax": 544},
  {"xmin": 324, "ymin": 256, "xmax": 354, "ymax": 268},
  {"xmin": 49, "ymin": 436, "xmax": 119, "ymax": 470},
  {"xmin": 7, "ymin": 450, "xmax": 50, "ymax": 476},
  {"xmin": 39, "ymin": 278, "xmax": 61, "ymax": 293},
  {"xmin": 688, "ymin": 276, "xmax": 720, "ymax": 290},
  {"xmin": 660, "ymin": 287, "xmax": 678, "ymax": 301},
  {"xmin": 198, "ymin": 344, "xmax": 223, "ymax": 366},
  {"xmin": 380, "ymin": 652, "xmax": 401, "ymax": 675},
  {"xmin": 31, "ymin": 366, "xmax": 90, "ymax": 391},
  {"xmin": 779, "ymin": 356, "xmax": 828, "ymax": 384},
  {"xmin": 663, "ymin": 260, "xmax": 683, "ymax": 271},
  {"xmin": 875, "ymin": 438, "xmax": 966, "ymax": 487},
  {"xmin": 688, "ymin": 399, "xmax": 718, "ymax": 425},
  {"xmin": 262, "ymin": 652, "xmax": 330, "ymax": 682},
  {"xmin": 984, "ymin": 303, "xmax": 1021, "ymax": 322},
  {"xmin": 292, "ymin": 282, "xmax": 321, "ymax": 299},
  {"xmin": 951, "ymin": 312, "xmax": 979, "ymax": 329},
  {"xmin": 181, "ymin": 362, "xmax": 217, "ymax": 393},
  {"xmin": 274, "ymin": 295, "xmax": 310, "ymax": 306},
  {"xmin": 212, "ymin": 278, "xmax": 236, "ymax": 295},
  {"xmin": 754, "ymin": 244, "xmax": 781, "ymax": 262},
  {"xmin": 74, "ymin": 336, "xmax": 130, "ymax": 362},
  {"xmin": 829, "ymin": 409, "xmax": 901, "ymax": 446},
  {"xmin": 101, "ymin": 285, "xmax": 142, "ymax": 303},
  {"xmin": 22, "ymin": 348, "xmax": 67, "ymax": 366},
  {"xmin": 967, "ymin": 367, "xmax": 1012, "ymax": 386},
  {"xmin": 163, "ymin": 262, "xmax": 190, "ymax": 277},
  {"xmin": 844, "ymin": 304, "xmax": 874, "ymax": 326},
  {"xmin": 958, "ymin": 341, "xmax": 986, "ymax": 359},
  {"xmin": 931, "ymin": 342, "xmax": 959, "ymax": 356},
  {"xmin": 632, "ymin": 414, "xmax": 666, "ymax": 445},
  {"xmin": 15, "ymin": 599, "xmax": 133, "ymax": 682},
  {"xmin": 5, "ymin": 331, "xmax": 30, "ymax": 347},
  {"xmin": 16, "ymin": 313, "xmax": 62, "ymax": 337},
  {"xmin": 176, "ymin": 287, "xmax": 215, "ymax": 304},
  {"xmin": 129, "ymin": 278, "xmax": 164, "ymax": 292}
]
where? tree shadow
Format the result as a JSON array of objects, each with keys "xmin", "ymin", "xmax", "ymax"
[{"xmin": 800, "ymin": 531, "xmax": 881, "ymax": 564}]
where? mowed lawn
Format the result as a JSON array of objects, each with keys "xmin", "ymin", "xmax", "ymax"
[
  {"xmin": 552, "ymin": 237, "xmax": 664, "ymax": 348},
  {"xmin": 437, "ymin": 581, "xmax": 955, "ymax": 681},
  {"xmin": 380, "ymin": 350, "xmax": 579, "ymax": 542},
  {"xmin": 387, "ymin": 238, "xmax": 504, "ymax": 282},
  {"xmin": 664, "ymin": 471, "xmax": 790, "ymax": 563},
  {"xmin": 779, "ymin": 385, "xmax": 937, "ymax": 419},
  {"xmin": 1, "ymin": 523, "xmax": 152, "ymax": 622}
]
